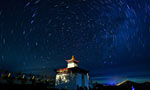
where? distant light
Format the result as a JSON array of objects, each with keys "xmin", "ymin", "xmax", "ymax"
[
  {"xmin": 32, "ymin": 76, "xmax": 35, "ymax": 79},
  {"xmin": 22, "ymin": 74, "xmax": 25, "ymax": 79},
  {"xmin": 8, "ymin": 73, "xmax": 11, "ymax": 77},
  {"xmin": 131, "ymin": 86, "xmax": 135, "ymax": 90},
  {"xmin": 105, "ymin": 83, "xmax": 115, "ymax": 86}
]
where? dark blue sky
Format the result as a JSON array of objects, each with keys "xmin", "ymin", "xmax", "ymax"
[{"xmin": 0, "ymin": 0, "xmax": 150, "ymax": 84}]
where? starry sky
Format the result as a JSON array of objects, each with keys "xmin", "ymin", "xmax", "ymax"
[{"xmin": 0, "ymin": 0, "xmax": 150, "ymax": 84}]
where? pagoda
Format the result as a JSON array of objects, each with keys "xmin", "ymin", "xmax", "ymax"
[{"xmin": 55, "ymin": 56, "xmax": 89, "ymax": 90}]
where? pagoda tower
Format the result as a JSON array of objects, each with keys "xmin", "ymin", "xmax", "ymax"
[{"xmin": 55, "ymin": 56, "xmax": 89, "ymax": 90}]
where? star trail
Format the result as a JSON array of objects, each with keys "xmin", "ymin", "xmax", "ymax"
[{"xmin": 0, "ymin": 0, "xmax": 150, "ymax": 84}]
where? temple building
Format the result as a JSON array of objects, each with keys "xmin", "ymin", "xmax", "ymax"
[{"xmin": 55, "ymin": 56, "xmax": 89, "ymax": 90}]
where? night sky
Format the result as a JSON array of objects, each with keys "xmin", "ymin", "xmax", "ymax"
[{"xmin": 0, "ymin": 0, "xmax": 150, "ymax": 84}]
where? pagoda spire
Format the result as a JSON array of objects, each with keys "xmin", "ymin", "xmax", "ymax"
[{"xmin": 71, "ymin": 55, "xmax": 75, "ymax": 60}]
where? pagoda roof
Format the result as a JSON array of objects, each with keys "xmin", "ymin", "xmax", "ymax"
[
  {"xmin": 66, "ymin": 56, "xmax": 79, "ymax": 63},
  {"xmin": 56, "ymin": 67, "xmax": 88, "ymax": 74}
]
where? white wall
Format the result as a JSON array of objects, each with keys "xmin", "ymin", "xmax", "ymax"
[
  {"xmin": 55, "ymin": 73, "xmax": 89, "ymax": 90},
  {"xmin": 67, "ymin": 62, "xmax": 78, "ymax": 68},
  {"xmin": 55, "ymin": 73, "xmax": 77, "ymax": 89},
  {"xmin": 84, "ymin": 74, "xmax": 89, "ymax": 88},
  {"xmin": 76, "ymin": 73, "xmax": 89, "ymax": 89},
  {"xmin": 76, "ymin": 74, "xmax": 82, "ymax": 87}
]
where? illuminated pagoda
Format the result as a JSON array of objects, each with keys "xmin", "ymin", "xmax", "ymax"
[{"xmin": 55, "ymin": 56, "xmax": 89, "ymax": 90}]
